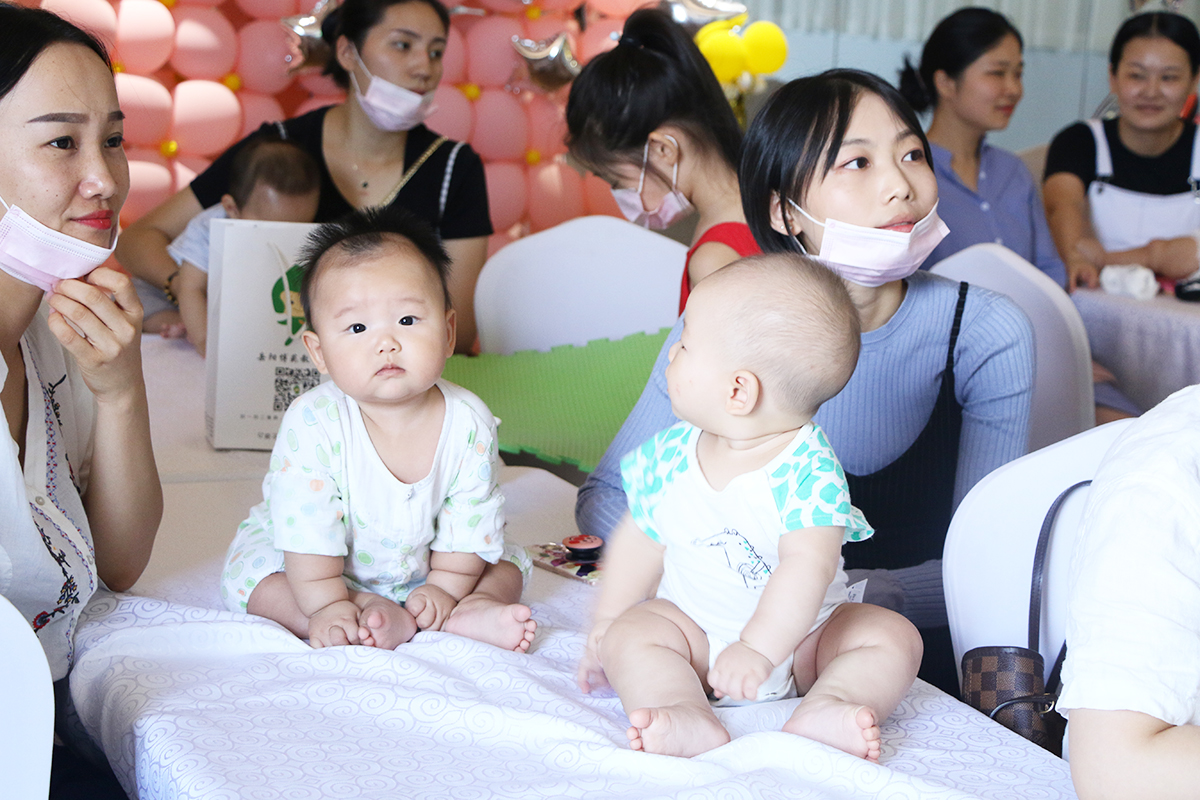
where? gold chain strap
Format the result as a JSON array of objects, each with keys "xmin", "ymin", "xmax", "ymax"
[{"xmin": 380, "ymin": 135, "xmax": 448, "ymax": 208}]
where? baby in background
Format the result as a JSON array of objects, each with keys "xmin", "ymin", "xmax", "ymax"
[
  {"xmin": 578, "ymin": 254, "xmax": 922, "ymax": 760},
  {"xmin": 221, "ymin": 206, "xmax": 536, "ymax": 653},
  {"xmin": 139, "ymin": 132, "xmax": 321, "ymax": 355}
]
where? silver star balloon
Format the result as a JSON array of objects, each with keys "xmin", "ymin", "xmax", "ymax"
[
  {"xmin": 513, "ymin": 32, "xmax": 581, "ymax": 93},
  {"xmin": 281, "ymin": 0, "xmax": 339, "ymax": 74},
  {"xmin": 657, "ymin": 0, "xmax": 748, "ymax": 35}
]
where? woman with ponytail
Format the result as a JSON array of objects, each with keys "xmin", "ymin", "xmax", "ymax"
[
  {"xmin": 898, "ymin": 7, "xmax": 1065, "ymax": 285},
  {"xmin": 117, "ymin": 0, "xmax": 491, "ymax": 353},
  {"xmin": 566, "ymin": 7, "xmax": 757, "ymax": 312}
]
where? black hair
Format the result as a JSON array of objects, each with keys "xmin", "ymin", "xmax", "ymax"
[
  {"xmin": 740, "ymin": 69, "xmax": 933, "ymax": 256},
  {"xmin": 898, "ymin": 7, "xmax": 1023, "ymax": 113},
  {"xmin": 0, "ymin": 4, "xmax": 111, "ymax": 101},
  {"xmin": 299, "ymin": 205, "xmax": 451, "ymax": 327},
  {"xmin": 322, "ymin": 0, "xmax": 451, "ymax": 89},
  {"xmin": 565, "ymin": 7, "xmax": 742, "ymax": 183},
  {"xmin": 1109, "ymin": 11, "xmax": 1200, "ymax": 76},
  {"xmin": 228, "ymin": 134, "xmax": 321, "ymax": 209}
]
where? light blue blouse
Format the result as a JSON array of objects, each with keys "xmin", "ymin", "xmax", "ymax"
[{"xmin": 926, "ymin": 142, "xmax": 1067, "ymax": 288}]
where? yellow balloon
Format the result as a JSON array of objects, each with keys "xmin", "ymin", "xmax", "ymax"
[
  {"xmin": 698, "ymin": 29, "xmax": 747, "ymax": 84},
  {"xmin": 694, "ymin": 13, "xmax": 749, "ymax": 48},
  {"xmin": 743, "ymin": 21, "xmax": 787, "ymax": 75}
]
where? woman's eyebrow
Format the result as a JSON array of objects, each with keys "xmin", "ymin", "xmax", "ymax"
[
  {"xmin": 840, "ymin": 130, "xmax": 913, "ymax": 148},
  {"xmin": 28, "ymin": 110, "xmax": 126, "ymax": 124},
  {"xmin": 390, "ymin": 27, "xmax": 447, "ymax": 45}
]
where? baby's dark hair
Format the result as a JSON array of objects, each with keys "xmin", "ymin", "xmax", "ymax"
[
  {"xmin": 703, "ymin": 253, "xmax": 861, "ymax": 417},
  {"xmin": 298, "ymin": 205, "xmax": 451, "ymax": 327},
  {"xmin": 227, "ymin": 133, "xmax": 320, "ymax": 209}
]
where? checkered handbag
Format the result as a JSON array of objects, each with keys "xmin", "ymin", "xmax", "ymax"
[{"xmin": 959, "ymin": 481, "xmax": 1089, "ymax": 754}]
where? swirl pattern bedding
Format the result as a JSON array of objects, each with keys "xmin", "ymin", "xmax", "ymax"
[{"xmin": 67, "ymin": 469, "xmax": 1077, "ymax": 800}]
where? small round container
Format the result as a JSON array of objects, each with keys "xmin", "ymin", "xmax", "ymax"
[{"xmin": 562, "ymin": 534, "xmax": 603, "ymax": 563}]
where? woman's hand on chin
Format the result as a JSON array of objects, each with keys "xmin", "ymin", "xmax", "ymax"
[{"xmin": 46, "ymin": 266, "xmax": 146, "ymax": 403}]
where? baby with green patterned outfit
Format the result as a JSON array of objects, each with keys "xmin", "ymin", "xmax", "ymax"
[
  {"xmin": 577, "ymin": 254, "xmax": 922, "ymax": 761},
  {"xmin": 221, "ymin": 206, "xmax": 536, "ymax": 653}
]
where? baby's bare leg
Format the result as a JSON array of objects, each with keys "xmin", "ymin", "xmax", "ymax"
[
  {"xmin": 785, "ymin": 603, "xmax": 923, "ymax": 762},
  {"xmin": 246, "ymin": 572, "xmax": 310, "ymax": 637},
  {"xmin": 353, "ymin": 594, "xmax": 417, "ymax": 650},
  {"xmin": 443, "ymin": 561, "xmax": 537, "ymax": 652},
  {"xmin": 602, "ymin": 599, "xmax": 730, "ymax": 758}
]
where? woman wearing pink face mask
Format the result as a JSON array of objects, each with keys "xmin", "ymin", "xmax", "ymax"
[
  {"xmin": 0, "ymin": 7, "xmax": 161, "ymax": 798},
  {"xmin": 577, "ymin": 70, "xmax": 1034, "ymax": 694},
  {"xmin": 566, "ymin": 8, "xmax": 759, "ymax": 314},
  {"xmin": 117, "ymin": 0, "xmax": 490, "ymax": 353}
]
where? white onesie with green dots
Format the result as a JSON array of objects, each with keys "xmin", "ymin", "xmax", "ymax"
[
  {"xmin": 221, "ymin": 379, "xmax": 509, "ymax": 611},
  {"xmin": 621, "ymin": 421, "xmax": 874, "ymax": 646}
]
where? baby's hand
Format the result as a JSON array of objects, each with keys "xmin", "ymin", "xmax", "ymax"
[
  {"xmin": 405, "ymin": 584, "xmax": 457, "ymax": 631},
  {"xmin": 307, "ymin": 600, "xmax": 363, "ymax": 648},
  {"xmin": 576, "ymin": 619, "xmax": 613, "ymax": 694},
  {"xmin": 708, "ymin": 641, "xmax": 774, "ymax": 702}
]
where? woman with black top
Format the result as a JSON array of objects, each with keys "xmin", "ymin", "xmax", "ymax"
[
  {"xmin": 116, "ymin": 0, "xmax": 491, "ymax": 353},
  {"xmin": 1044, "ymin": 11, "xmax": 1200, "ymax": 294}
]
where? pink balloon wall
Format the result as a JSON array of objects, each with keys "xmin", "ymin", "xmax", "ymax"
[
  {"xmin": 43, "ymin": 0, "xmax": 629, "ymax": 238},
  {"xmin": 423, "ymin": 0, "xmax": 627, "ymax": 249}
]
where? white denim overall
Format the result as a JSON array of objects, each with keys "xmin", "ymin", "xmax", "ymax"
[{"xmin": 1086, "ymin": 118, "xmax": 1200, "ymax": 252}]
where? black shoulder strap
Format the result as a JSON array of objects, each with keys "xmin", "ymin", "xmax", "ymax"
[
  {"xmin": 1028, "ymin": 480, "xmax": 1092, "ymax": 651},
  {"xmin": 946, "ymin": 281, "xmax": 969, "ymax": 372}
]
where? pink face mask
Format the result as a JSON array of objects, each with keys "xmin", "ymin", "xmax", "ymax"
[
  {"xmin": 611, "ymin": 135, "xmax": 694, "ymax": 230},
  {"xmin": 786, "ymin": 198, "xmax": 949, "ymax": 287},
  {"xmin": 0, "ymin": 195, "xmax": 118, "ymax": 292},
  {"xmin": 351, "ymin": 50, "xmax": 436, "ymax": 132}
]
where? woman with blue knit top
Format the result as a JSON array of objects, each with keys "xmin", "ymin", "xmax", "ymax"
[{"xmin": 575, "ymin": 70, "xmax": 1033, "ymax": 693}]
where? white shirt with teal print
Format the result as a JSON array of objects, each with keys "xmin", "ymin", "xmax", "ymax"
[
  {"xmin": 221, "ymin": 380, "xmax": 505, "ymax": 610},
  {"xmin": 620, "ymin": 421, "xmax": 873, "ymax": 643}
]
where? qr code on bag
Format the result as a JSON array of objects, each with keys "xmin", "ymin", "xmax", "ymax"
[{"xmin": 274, "ymin": 367, "xmax": 321, "ymax": 411}]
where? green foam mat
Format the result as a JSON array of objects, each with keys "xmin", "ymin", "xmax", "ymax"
[{"xmin": 442, "ymin": 328, "xmax": 671, "ymax": 473}]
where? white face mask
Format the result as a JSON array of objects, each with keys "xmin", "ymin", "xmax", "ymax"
[
  {"xmin": 0, "ymin": 194, "xmax": 118, "ymax": 292},
  {"xmin": 786, "ymin": 198, "xmax": 949, "ymax": 287},
  {"xmin": 611, "ymin": 135, "xmax": 694, "ymax": 230},
  {"xmin": 351, "ymin": 49, "xmax": 436, "ymax": 132}
]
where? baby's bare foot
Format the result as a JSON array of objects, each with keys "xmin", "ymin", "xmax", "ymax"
[
  {"xmin": 355, "ymin": 597, "xmax": 417, "ymax": 650},
  {"xmin": 444, "ymin": 596, "xmax": 537, "ymax": 652},
  {"xmin": 782, "ymin": 694, "xmax": 881, "ymax": 762},
  {"xmin": 626, "ymin": 704, "xmax": 731, "ymax": 757}
]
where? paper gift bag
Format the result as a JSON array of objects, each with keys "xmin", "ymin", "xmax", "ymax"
[{"xmin": 205, "ymin": 219, "xmax": 324, "ymax": 450}]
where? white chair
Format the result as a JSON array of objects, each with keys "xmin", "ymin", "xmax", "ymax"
[
  {"xmin": 932, "ymin": 243, "xmax": 1094, "ymax": 451},
  {"xmin": 0, "ymin": 593, "xmax": 55, "ymax": 800},
  {"xmin": 474, "ymin": 216, "xmax": 686, "ymax": 354},
  {"xmin": 944, "ymin": 419, "xmax": 1133, "ymax": 693}
]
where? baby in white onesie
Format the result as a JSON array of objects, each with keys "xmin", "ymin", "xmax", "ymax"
[
  {"xmin": 221, "ymin": 206, "xmax": 536, "ymax": 653},
  {"xmin": 578, "ymin": 254, "xmax": 922, "ymax": 761}
]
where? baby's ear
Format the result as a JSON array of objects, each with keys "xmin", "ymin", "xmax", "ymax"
[
  {"xmin": 220, "ymin": 194, "xmax": 241, "ymax": 220},
  {"xmin": 301, "ymin": 329, "xmax": 329, "ymax": 374},
  {"xmin": 444, "ymin": 307, "xmax": 457, "ymax": 355},
  {"xmin": 726, "ymin": 370, "xmax": 761, "ymax": 416}
]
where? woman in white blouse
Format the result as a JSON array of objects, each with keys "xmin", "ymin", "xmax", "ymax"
[{"xmin": 0, "ymin": 6, "xmax": 161, "ymax": 797}]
